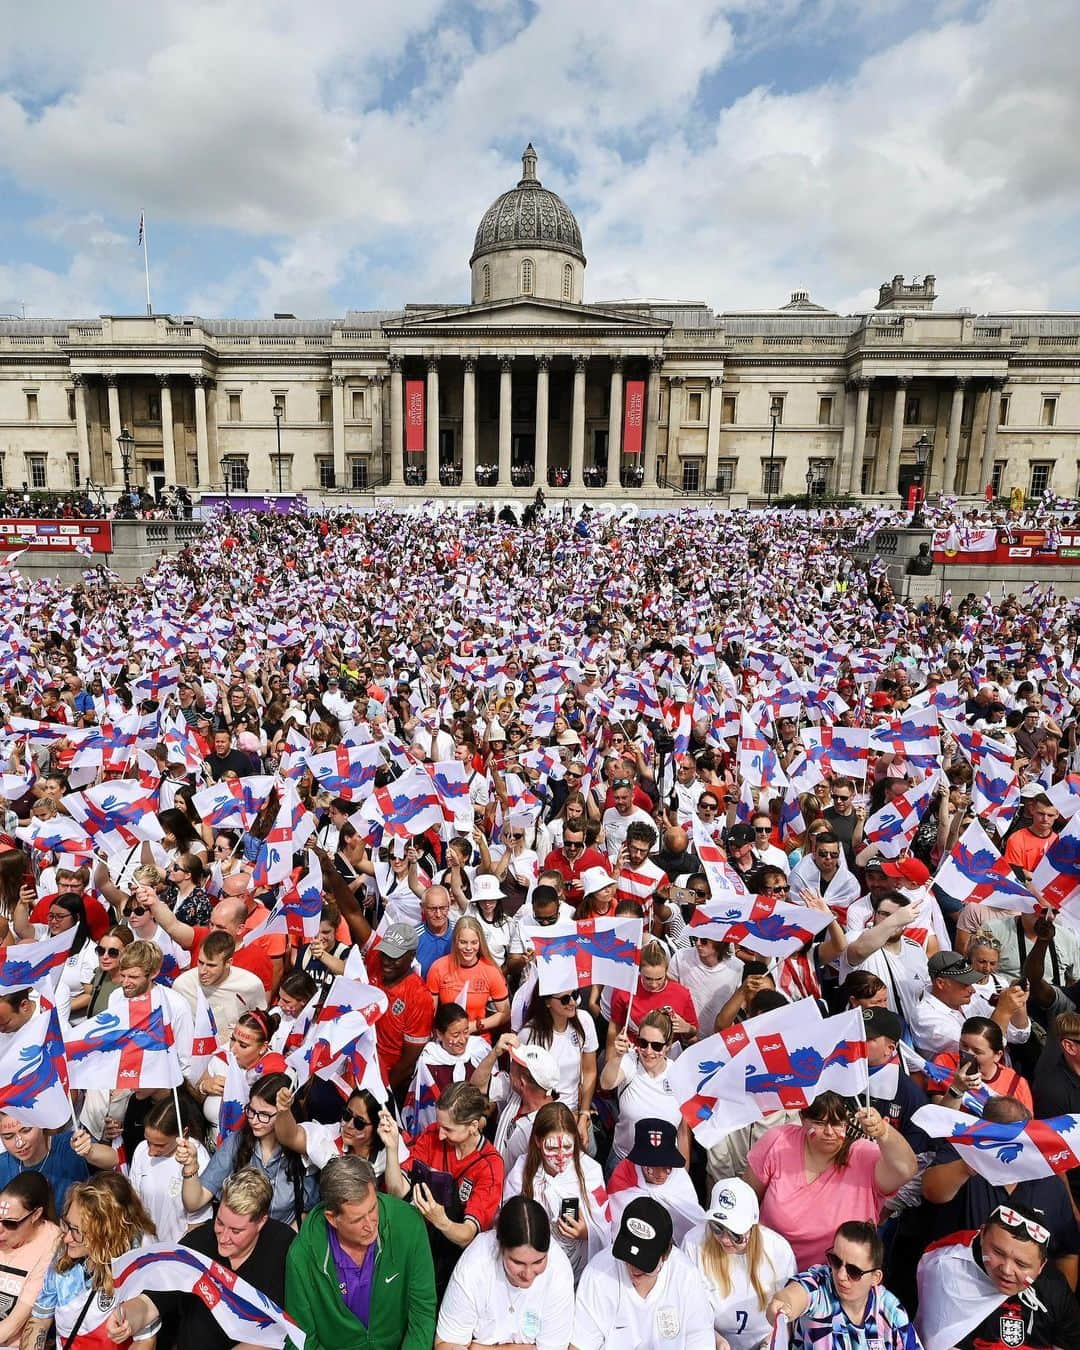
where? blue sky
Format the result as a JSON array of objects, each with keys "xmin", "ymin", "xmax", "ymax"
[{"xmin": 0, "ymin": 0, "xmax": 1077, "ymax": 320}]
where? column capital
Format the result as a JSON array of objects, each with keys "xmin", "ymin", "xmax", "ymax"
[
  {"xmin": 649, "ymin": 354, "xmax": 664, "ymax": 373},
  {"xmin": 536, "ymin": 354, "xmax": 551, "ymax": 371},
  {"xmin": 426, "ymin": 357, "xmax": 439, "ymax": 373},
  {"xmin": 72, "ymin": 374, "xmax": 85, "ymax": 388},
  {"xmin": 105, "ymin": 374, "xmax": 118, "ymax": 388},
  {"xmin": 609, "ymin": 355, "xmax": 624, "ymax": 373},
  {"xmin": 463, "ymin": 357, "xmax": 476, "ymax": 373},
  {"xmin": 709, "ymin": 374, "xmax": 722, "ymax": 387},
  {"xmin": 852, "ymin": 376, "xmax": 873, "ymax": 391},
  {"xmin": 574, "ymin": 355, "xmax": 588, "ymax": 373},
  {"xmin": 191, "ymin": 373, "xmax": 207, "ymax": 387},
  {"xmin": 894, "ymin": 375, "xmax": 911, "ymax": 388},
  {"xmin": 388, "ymin": 355, "xmax": 403, "ymax": 372},
  {"xmin": 499, "ymin": 356, "xmax": 513, "ymax": 373},
  {"xmin": 953, "ymin": 375, "xmax": 970, "ymax": 389},
  {"xmin": 332, "ymin": 374, "xmax": 345, "ymax": 386},
  {"xmin": 158, "ymin": 373, "xmax": 172, "ymax": 388},
  {"xmin": 989, "ymin": 375, "xmax": 1009, "ymax": 391},
  {"xmin": 668, "ymin": 375, "xmax": 684, "ymax": 387}
]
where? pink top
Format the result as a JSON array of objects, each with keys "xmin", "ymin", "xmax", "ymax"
[
  {"xmin": 746, "ymin": 1125, "xmax": 890, "ymax": 1272},
  {"xmin": 0, "ymin": 1219, "xmax": 60, "ymax": 1347}
]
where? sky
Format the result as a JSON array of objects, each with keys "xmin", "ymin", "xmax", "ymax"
[{"xmin": 0, "ymin": 0, "xmax": 1078, "ymax": 322}]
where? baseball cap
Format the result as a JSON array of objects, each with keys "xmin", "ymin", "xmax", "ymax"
[
  {"xmin": 863, "ymin": 857, "xmax": 886, "ymax": 873},
  {"xmin": 705, "ymin": 1178, "xmax": 760, "ymax": 1236},
  {"xmin": 581, "ymin": 866, "xmax": 615, "ymax": 896},
  {"xmin": 862, "ymin": 1006, "xmax": 903, "ymax": 1043},
  {"xmin": 379, "ymin": 923, "xmax": 420, "ymax": 959},
  {"xmin": 612, "ymin": 1196, "xmax": 673, "ymax": 1273},
  {"xmin": 1020, "ymin": 781, "xmax": 1050, "ymax": 800},
  {"xmin": 871, "ymin": 691, "xmax": 893, "ymax": 709},
  {"xmin": 508, "ymin": 1043, "xmax": 560, "ymax": 1093},
  {"xmin": 880, "ymin": 858, "xmax": 931, "ymax": 888},
  {"xmin": 726, "ymin": 823, "xmax": 756, "ymax": 847},
  {"xmin": 928, "ymin": 950, "xmax": 981, "ymax": 984},
  {"xmin": 627, "ymin": 1118, "xmax": 685, "ymax": 1169}
]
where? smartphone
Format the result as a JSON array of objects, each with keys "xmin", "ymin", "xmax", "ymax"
[
  {"xmin": 959, "ymin": 1049, "xmax": 979, "ymax": 1073},
  {"xmin": 742, "ymin": 961, "xmax": 769, "ymax": 978},
  {"xmin": 559, "ymin": 1197, "xmax": 580, "ymax": 1222},
  {"xmin": 669, "ymin": 884, "xmax": 698, "ymax": 906}
]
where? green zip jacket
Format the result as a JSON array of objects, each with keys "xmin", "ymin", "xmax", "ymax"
[{"xmin": 285, "ymin": 1196, "xmax": 436, "ymax": 1350}]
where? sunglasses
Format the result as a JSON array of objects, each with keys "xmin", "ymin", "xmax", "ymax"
[
  {"xmin": 96, "ymin": 944, "xmax": 123, "ymax": 957},
  {"xmin": 0, "ymin": 1211, "xmax": 33, "ymax": 1232},
  {"xmin": 816, "ymin": 851, "xmax": 840, "ymax": 860},
  {"xmin": 612, "ymin": 778, "xmax": 632, "ymax": 788},
  {"xmin": 565, "ymin": 771, "xmax": 582, "ymax": 779},
  {"xmin": 341, "ymin": 1110, "xmax": 372, "ymax": 1129},
  {"xmin": 826, "ymin": 1250, "xmax": 878, "ymax": 1281},
  {"xmin": 991, "ymin": 1206, "xmax": 1051, "ymax": 1245},
  {"xmin": 710, "ymin": 1221, "xmax": 750, "ymax": 1245},
  {"xmin": 505, "ymin": 833, "xmax": 524, "ymax": 841},
  {"xmin": 563, "ymin": 840, "xmax": 584, "ymax": 851},
  {"xmin": 128, "ymin": 906, "xmax": 149, "ymax": 918},
  {"xmin": 554, "ymin": 993, "xmax": 579, "ymax": 1005},
  {"xmin": 698, "ymin": 803, "xmax": 718, "ymax": 812},
  {"xmin": 638, "ymin": 1038, "xmax": 667, "ymax": 1051},
  {"xmin": 761, "ymin": 884, "xmax": 790, "ymax": 894},
  {"xmin": 753, "ymin": 827, "xmax": 771, "ymax": 834}
]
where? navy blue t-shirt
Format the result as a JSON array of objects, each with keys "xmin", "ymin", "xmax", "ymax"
[{"xmin": 0, "ymin": 1131, "xmax": 88, "ymax": 1214}]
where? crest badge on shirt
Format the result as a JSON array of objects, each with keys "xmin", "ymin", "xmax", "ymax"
[
  {"xmin": 392, "ymin": 998, "xmax": 406, "ymax": 1016},
  {"xmin": 1000, "ymin": 1316, "xmax": 1025, "ymax": 1347},
  {"xmin": 656, "ymin": 1307, "xmax": 681, "ymax": 1340}
]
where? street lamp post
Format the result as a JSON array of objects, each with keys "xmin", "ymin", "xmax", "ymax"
[
  {"xmin": 765, "ymin": 396, "xmax": 783, "ymax": 505},
  {"xmin": 911, "ymin": 432, "xmax": 931, "ymax": 524},
  {"xmin": 805, "ymin": 464, "xmax": 815, "ymax": 512},
  {"xmin": 273, "ymin": 403, "xmax": 283, "ymax": 494},
  {"xmin": 116, "ymin": 428, "xmax": 135, "ymax": 508}
]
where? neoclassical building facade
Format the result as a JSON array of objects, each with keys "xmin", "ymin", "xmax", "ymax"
[{"xmin": 1, "ymin": 145, "xmax": 1078, "ymax": 506}]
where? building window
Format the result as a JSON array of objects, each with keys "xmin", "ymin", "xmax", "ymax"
[
  {"xmin": 861, "ymin": 461, "xmax": 873, "ymax": 494},
  {"xmin": 715, "ymin": 460, "xmax": 736, "ymax": 492},
  {"xmin": 818, "ymin": 395, "xmax": 834, "ymax": 425},
  {"xmin": 318, "ymin": 393, "xmax": 332, "ymax": 423},
  {"xmin": 350, "ymin": 458, "xmax": 368, "ymax": 490},
  {"xmin": 681, "ymin": 460, "xmax": 701, "ymax": 493},
  {"xmin": 867, "ymin": 394, "xmax": 879, "ymax": 425},
  {"xmin": 68, "ymin": 454, "xmax": 80, "ymax": 489},
  {"xmin": 317, "ymin": 458, "xmax": 336, "ymax": 489},
  {"xmin": 562, "ymin": 263, "xmax": 573, "ymax": 301},
  {"xmin": 1041, "ymin": 396, "xmax": 1058, "ymax": 427},
  {"xmin": 482, "ymin": 264, "xmax": 491, "ymax": 301},
  {"xmin": 761, "ymin": 458, "xmax": 784, "ymax": 496},
  {"xmin": 1030, "ymin": 462, "xmax": 1053, "ymax": 497},
  {"xmin": 722, "ymin": 394, "xmax": 737, "ymax": 424},
  {"xmin": 351, "ymin": 390, "xmax": 365, "ymax": 419},
  {"xmin": 687, "ymin": 391, "xmax": 703, "ymax": 422},
  {"xmin": 998, "ymin": 395, "xmax": 1010, "ymax": 427},
  {"xmin": 521, "ymin": 259, "xmax": 534, "ymax": 295},
  {"xmin": 991, "ymin": 460, "xmax": 1007, "ymax": 497},
  {"xmin": 227, "ymin": 393, "xmax": 242, "ymax": 422},
  {"xmin": 67, "ymin": 390, "xmax": 77, "ymax": 422},
  {"xmin": 768, "ymin": 395, "xmax": 785, "ymax": 424},
  {"xmin": 903, "ymin": 396, "xmax": 921, "ymax": 425},
  {"xmin": 269, "ymin": 456, "xmax": 292, "ymax": 491},
  {"xmin": 147, "ymin": 391, "xmax": 160, "ymax": 422},
  {"xmin": 223, "ymin": 458, "xmax": 249, "ymax": 492},
  {"xmin": 27, "ymin": 455, "xmax": 47, "ymax": 489},
  {"xmin": 25, "ymin": 392, "xmax": 38, "ymax": 422}
]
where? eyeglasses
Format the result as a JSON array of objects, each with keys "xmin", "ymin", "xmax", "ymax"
[
  {"xmin": 554, "ymin": 993, "xmax": 579, "ymax": 1005},
  {"xmin": 753, "ymin": 827, "xmax": 771, "ymax": 835},
  {"xmin": 826, "ymin": 1250, "xmax": 878, "ymax": 1281},
  {"xmin": 991, "ymin": 1205, "xmax": 1051, "ymax": 1245},
  {"xmin": 505, "ymin": 833, "xmax": 524, "ymax": 841},
  {"xmin": 341, "ymin": 1110, "xmax": 372, "ymax": 1129},
  {"xmin": 563, "ymin": 840, "xmax": 584, "ymax": 851},
  {"xmin": 60, "ymin": 1217, "xmax": 84, "ymax": 1242},
  {"xmin": 244, "ymin": 1104, "xmax": 277, "ymax": 1125},
  {"xmin": 127, "ymin": 906, "xmax": 149, "ymax": 918},
  {"xmin": 698, "ymin": 802, "xmax": 718, "ymax": 813},
  {"xmin": 832, "ymin": 795, "xmax": 851, "ymax": 804},
  {"xmin": 816, "ymin": 851, "xmax": 840, "ymax": 860},
  {"xmin": 533, "ymin": 912, "xmax": 559, "ymax": 926},
  {"xmin": 638, "ymin": 1038, "xmax": 667, "ymax": 1051},
  {"xmin": 0, "ymin": 1211, "xmax": 32, "ymax": 1232},
  {"xmin": 96, "ymin": 944, "xmax": 123, "ymax": 957},
  {"xmin": 761, "ymin": 884, "xmax": 790, "ymax": 894}
]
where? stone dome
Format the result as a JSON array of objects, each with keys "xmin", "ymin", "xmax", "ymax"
[{"xmin": 470, "ymin": 144, "xmax": 585, "ymax": 266}]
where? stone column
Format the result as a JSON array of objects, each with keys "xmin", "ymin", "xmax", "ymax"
[
  {"xmin": 705, "ymin": 375, "xmax": 722, "ymax": 491},
  {"xmin": 106, "ymin": 377, "xmax": 122, "ymax": 483},
  {"xmin": 425, "ymin": 359, "xmax": 440, "ymax": 486},
  {"xmin": 332, "ymin": 375, "xmax": 346, "ymax": 487},
  {"xmin": 388, "ymin": 358, "xmax": 404, "ymax": 487},
  {"xmin": 837, "ymin": 382, "xmax": 857, "ymax": 492},
  {"xmin": 667, "ymin": 376, "xmax": 684, "ymax": 470},
  {"xmin": 192, "ymin": 375, "xmax": 211, "ymax": 489},
  {"xmin": 979, "ymin": 377, "xmax": 1007, "ymax": 494},
  {"xmin": 606, "ymin": 357, "xmax": 623, "ymax": 488},
  {"xmin": 885, "ymin": 376, "xmax": 908, "ymax": 496},
  {"xmin": 461, "ymin": 360, "xmax": 477, "ymax": 487},
  {"xmin": 370, "ymin": 376, "xmax": 384, "ymax": 475},
  {"xmin": 158, "ymin": 377, "xmax": 177, "ymax": 485},
  {"xmin": 570, "ymin": 355, "xmax": 587, "ymax": 488},
  {"xmin": 534, "ymin": 356, "xmax": 550, "ymax": 489},
  {"xmin": 72, "ymin": 376, "xmax": 91, "ymax": 486},
  {"xmin": 848, "ymin": 378, "xmax": 870, "ymax": 495},
  {"xmin": 642, "ymin": 356, "xmax": 663, "ymax": 488},
  {"xmin": 498, "ymin": 357, "xmax": 512, "ymax": 486},
  {"xmin": 942, "ymin": 377, "xmax": 967, "ymax": 495}
]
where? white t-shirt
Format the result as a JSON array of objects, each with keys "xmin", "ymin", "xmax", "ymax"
[
  {"xmin": 612, "ymin": 1052, "xmax": 683, "ymax": 1161},
  {"xmin": 436, "ymin": 1228, "xmax": 575, "ymax": 1350},
  {"xmin": 128, "ymin": 1140, "xmax": 212, "ymax": 1244},
  {"xmin": 572, "ymin": 1246, "xmax": 715, "ymax": 1350},
  {"xmin": 667, "ymin": 949, "xmax": 741, "ymax": 1038},
  {"xmin": 681, "ymin": 1221, "xmax": 796, "ymax": 1350},
  {"xmin": 519, "ymin": 1012, "xmax": 598, "ymax": 1113},
  {"xmin": 602, "ymin": 806, "xmax": 655, "ymax": 862},
  {"xmin": 835, "ymin": 938, "xmax": 930, "ymax": 1019}
]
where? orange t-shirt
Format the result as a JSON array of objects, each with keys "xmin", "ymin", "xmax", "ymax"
[
  {"xmin": 426, "ymin": 957, "xmax": 508, "ymax": 1026},
  {"xmin": 1003, "ymin": 828, "xmax": 1054, "ymax": 874}
]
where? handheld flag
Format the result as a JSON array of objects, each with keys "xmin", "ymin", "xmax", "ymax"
[{"xmin": 529, "ymin": 917, "xmax": 643, "ymax": 996}]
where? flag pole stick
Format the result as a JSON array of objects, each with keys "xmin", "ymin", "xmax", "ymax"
[
  {"xmin": 141, "ymin": 209, "xmax": 153, "ymax": 317},
  {"xmin": 171, "ymin": 1083, "xmax": 184, "ymax": 1135}
]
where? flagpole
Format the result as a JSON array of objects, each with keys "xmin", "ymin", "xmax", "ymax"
[{"xmin": 140, "ymin": 209, "xmax": 153, "ymax": 316}]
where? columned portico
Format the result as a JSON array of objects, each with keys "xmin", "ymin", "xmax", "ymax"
[
  {"xmin": 426, "ymin": 358, "xmax": 440, "ymax": 485},
  {"xmin": 462, "ymin": 359, "xmax": 477, "ymax": 486},
  {"xmin": 158, "ymin": 376, "xmax": 177, "ymax": 486},
  {"xmin": 705, "ymin": 376, "xmax": 722, "ymax": 491},
  {"xmin": 331, "ymin": 375, "xmax": 346, "ymax": 486},
  {"xmin": 848, "ymin": 378, "xmax": 870, "ymax": 495},
  {"xmin": 498, "ymin": 358, "xmax": 513, "ymax": 485},
  {"xmin": 570, "ymin": 356, "xmax": 587, "ymax": 488},
  {"xmin": 192, "ymin": 375, "xmax": 211, "ymax": 488},
  {"xmin": 942, "ymin": 377, "xmax": 967, "ymax": 496},
  {"xmin": 534, "ymin": 357, "xmax": 550, "ymax": 489},
  {"xmin": 883, "ymin": 376, "xmax": 908, "ymax": 495},
  {"xmin": 606, "ymin": 358, "xmax": 623, "ymax": 488}
]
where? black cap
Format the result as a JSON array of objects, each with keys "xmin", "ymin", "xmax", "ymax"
[
  {"xmin": 862, "ymin": 1006, "xmax": 902, "ymax": 1043},
  {"xmin": 726, "ymin": 823, "xmax": 756, "ymax": 847},
  {"xmin": 611, "ymin": 1196, "xmax": 673, "ymax": 1273}
]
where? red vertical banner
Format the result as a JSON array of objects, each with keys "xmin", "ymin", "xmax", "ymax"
[
  {"xmin": 405, "ymin": 379, "xmax": 425, "ymax": 453},
  {"xmin": 623, "ymin": 378, "xmax": 645, "ymax": 456}
]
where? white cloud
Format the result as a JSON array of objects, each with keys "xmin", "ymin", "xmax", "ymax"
[{"xmin": 0, "ymin": 0, "xmax": 1076, "ymax": 317}]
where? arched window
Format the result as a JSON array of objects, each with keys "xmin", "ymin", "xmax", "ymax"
[
  {"xmin": 562, "ymin": 263, "xmax": 573, "ymax": 300},
  {"xmin": 521, "ymin": 258, "xmax": 534, "ymax": 295},
  {"xmin": 482, "ymin": 264, "xmax": 491, "ymax": 300}
]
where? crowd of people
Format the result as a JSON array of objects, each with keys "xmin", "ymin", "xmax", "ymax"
[{"xmin": 1, "ymin": 499, "xmax": 1080, "ymax": 1350}]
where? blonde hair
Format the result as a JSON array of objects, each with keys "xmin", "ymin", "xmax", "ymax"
[
  {"xmin": 119, "ymin": 940, "xmax": 163, "ymax": 976},
  {"xmin": 57, "ymin": 1174, "xmax": 156, "ymax": 1293},
  {"xmin": 699, "ymin": 1224, "xmax": 778, "ymax": 1310},
  {"xmin": 220, "ymin": 1168, "xmax": 273, "ymax": 1218},
  {"xmin": 451, "ymin": 916, "xmax": 496, "ymax": 968}
]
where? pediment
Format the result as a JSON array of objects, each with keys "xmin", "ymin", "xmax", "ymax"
[{"xmin": 385, "ymin": 296, "xmax": 670, "ymax": 334}]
